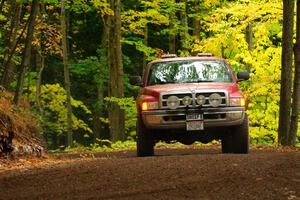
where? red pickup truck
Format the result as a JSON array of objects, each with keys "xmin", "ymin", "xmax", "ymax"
[{"xmin": 130, "ymin": 53, "xmax": 250, "ymax": 156}]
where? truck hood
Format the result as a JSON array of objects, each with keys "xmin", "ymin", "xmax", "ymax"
[{"xmin": 142, "ymin": 83, "xmax": 240, "ymax": 98}]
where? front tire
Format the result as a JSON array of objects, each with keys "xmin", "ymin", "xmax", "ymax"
[
  {"xmin": 222, "ymin": 114, "xmax": 249, "ymax": 154},
  {"xmin": 136, "ymin": 118, "xmax": 154, "ymax": 157}
]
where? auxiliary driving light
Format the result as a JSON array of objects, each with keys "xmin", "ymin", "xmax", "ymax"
[
  {"xmin": 209, "ymin": 93, "xmax": 222, "ymax": 107},
  {"xmin": 167, "ymin": 96, "xmax": 180, "ymax": 110},
  {"xmin": 196, "ymin": 95, "xmax": 206, "ymax": 106},
  {"xmin": 182, "ymin": 96, "xmax": 192, "ymax": 106}
]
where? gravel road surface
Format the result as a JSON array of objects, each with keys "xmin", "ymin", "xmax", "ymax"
[{"xmin": 0, "ymin": 147, "xmax": 299, "ymax": 200}]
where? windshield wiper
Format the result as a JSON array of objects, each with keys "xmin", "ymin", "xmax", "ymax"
[
  {"xmin": 196, "ymin": 80, "xmax": 214, "ymax": 82},
  {"xmin": 160, "ymin": 81, "xmax": 175, "ymax": 84}
]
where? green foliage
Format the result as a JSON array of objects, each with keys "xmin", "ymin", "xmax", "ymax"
[
  {"xmin": 191, "ymin": 0, "xmax": 298, "ymax": 144},
  {"xmin": 123, "ymin": 39, "xmax": 157, "ymax": 61},
  {"xmin": 0, "ymin": 12, "xmax": 6, "ymax": 59},
  {"xmin": 250, "ymin": 126, "xmax": 277, "ymax": 144},
  {"xmin": 29, "ymin": 84, "xmax": 92, "ymax": 142},
  {"xmin": 70, "ymin": 56, "xmax": 108, "ymax": 87},
  {"xmin": 1, "ymin": 0, "xmax": 299, "ymax": 149},
  {"xmin": 122, "ymin": 0, "xmax": 187, "ymax": 60},
  {"xmin": 0, "ymin": 14, "xmax": 6, "ymax": 22},
  {"xmin": 64, "ymin": 0, "xmax": 112, "ymax": 16},
  {"xmin": 59, "ymin": 139, "xmax": 137, "ymax": 153},
  {"xmin": 104, "ymin": 97, "xmax": 137, "ymax": 136}
]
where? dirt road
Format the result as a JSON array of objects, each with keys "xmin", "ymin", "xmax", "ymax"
[{"xmin": 0, "ymin": 147, "xmax": 299, "ymax": 200}]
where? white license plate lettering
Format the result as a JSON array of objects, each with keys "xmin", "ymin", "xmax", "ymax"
[{"xmin": 186, "ymin": 114, "xmax": 203, "ymax": 120}]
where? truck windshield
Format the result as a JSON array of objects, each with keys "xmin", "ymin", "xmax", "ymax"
[{"xmin": 148, "ymin": 60, "xmax": 233, "ymax": 86}]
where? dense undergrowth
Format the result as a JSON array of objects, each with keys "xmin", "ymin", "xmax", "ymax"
[{"xmin": 51, "ymin": 140, "xmax": 300, "ymax": 154}]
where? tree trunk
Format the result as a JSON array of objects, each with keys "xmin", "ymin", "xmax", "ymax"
[
  {"xmin": 35, "ymin": 50, "xmax": 44, "ymax": 113},
  {"xmin": 108, "ymin": 0, "xmax": 125, "ymax": 142},
  {"xmin": 35, "ymin": 2, "xmax": 44, "ymax": 113},
  {"xmin": 169, "ymin": 0, "xmax": 176, "ymax": 54},
  {"xmin": 169, "ymin": 21, "xmax": 176, "ymax": 54},
  {"xmin": 278, "ymin": 0, "xmax": 295, "ymax": 145},
  {"xmin": 193, "ymin": 0, "xmax": 201, "ymax": 40},
  {"xmin": 245, "ymin": 23, "xmax": 253, "ymax": 72},
  {"xmin": 289, "ymin": 0, "xmax": 300, "ymax": 146},
  {"xmin": 61, "ymin": 0, "xmax": 73, "ymax": 147},
  {"xmin": 1, "ymin": 1, "xmax": 22, "ymax": 90},
  {"xmin": 143, "ymin": 24, "xmax": 148, "ymax": 73},
  {"xmin": 180, "ymin": 0, "xmax": 188, "ymax": 51},
  {"xmin": 93, "ymin": 83, "xmax": 104, "ymax": 142},
  {"xmin": 13, "ymin": 0, "xmax": 39, "ymax": 105},
  {"xmin": 93, "ymin": 16, "xmax": 109, "ymax": 142},
  {"xmin": 246, "ymin": 24, "xmax": 253, "ymax": 51}
]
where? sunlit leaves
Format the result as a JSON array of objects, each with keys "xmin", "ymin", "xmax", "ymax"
[
  {"xmin": 92, "ymin": 0, "xmax": 113, "ymax": 16},
  {"xmin": 122, "ymin": 0, "xmax": 171, "ymax": 36},
  {"xmin": 123, "ymin": 39, "xmax": 157, "ymax": 61},
  {"xmin": 104, "ymin": 97, "xmax": 137, "ymax": 136},
  {"xmin": 192, "ymin": 0, "xmax": 285, "ymax": 143},
  {"xmin": 29, "ymin": 84, "xmax": 93, "ymax": 136}
]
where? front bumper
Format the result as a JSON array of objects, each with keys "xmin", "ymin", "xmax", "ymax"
[{"xmin": 142, "ymin": 107, "xmax": 245, "ymax": 129}]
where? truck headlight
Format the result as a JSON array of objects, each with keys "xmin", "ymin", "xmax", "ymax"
[
  {"xmin": 209, "ymin": 93, "xmax": 222, "ymax": 107},
  {"xmin": 167, "ymin": 96, "xmax": 180, "ymax": 109},
  {"xmin": 141, "ymin": 102, "xmax": 159, "ymax": 111},
  {"xmin": 229, "ymin": 98, "xmax": 245, "ymax": 107}
]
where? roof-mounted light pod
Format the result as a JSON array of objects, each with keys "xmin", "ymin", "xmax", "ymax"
[{"xmin": 161, "ymin": 54, "xmax": 177, "ymax": 59}]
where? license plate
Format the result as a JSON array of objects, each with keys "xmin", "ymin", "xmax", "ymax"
[
  {"xmin": 186, "ymin": 120, "xmax": 204, "ymax": 131},
  {"xmin": 186, "ymin": 114, "xmax": 204, "ymax": 131}
]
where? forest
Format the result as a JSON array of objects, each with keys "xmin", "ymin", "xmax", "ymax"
[{"xmin": 0, "ymin": 0, "xmax": 299, "ymax": 150}]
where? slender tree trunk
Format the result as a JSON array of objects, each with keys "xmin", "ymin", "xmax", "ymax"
[
  {"xmin": 93, "ymin": 17, "xmax": 109, "ymax": 142},
  {"xmin": 13, "ymin": 0, "xmax": 39, "ymax": 105},
  {"xmin": 108, "ymin": 0, "xmax": 125, "ymax": 142},
  {"xmin": 221, "ymin": 45, "xmax": 225, "ymax": 58},
  {"xmin": 289, "ymin": 0, "xmax": 300, "ymax": 146},
  {"xmin": 93, "ymin": 83, "xmax": 104, "ymax": 142},
  {"xmin": 278, "ymin": 0, "xmax": 295, "ymax": 145},
  {"xmin": 1, "ymin": 2, "xmax": 22, "ymax": 89},
  {"xmin": 35, "ymin": 2, "xmax": 44, "ymax": 113},
  {"xmin": 35, "ymin": 50, "xmax": 44, "ymax": 113},
  {"xmin": 143, "ymin": 24, "xmax": 148, "ymax": 73},
  {"xmin": 169, "ymin": 16, "xmax": 176, "ymax": 54},
  {"xmin": 61, "ymin": 0, "xmax": 73, "ymax": 147},
  {"xmin": 169, "ymin": 0, "xmax": 176, "ymax": 54},
  {"xmin": 193, "ymin": 0, "xmax": 201, "ymax": 40},
  {"xmin": 93, "ymin": 81, "xmax": 107, "ymax": 142},
  {"xmin": 180, "ymin": 0, "xmax": 188, "ymax": 51},
  {"xmin": 245, "ymin": 23, "xmax": 253, "ymax": 72},
  {"xmin": 246, "ymin": 24, "xmax": 253, "ymax": 51}
]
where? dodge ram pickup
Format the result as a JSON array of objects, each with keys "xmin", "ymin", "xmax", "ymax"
[{"xmin": 130, "ymin": 53, "xmax": 250, "ymax": 156}]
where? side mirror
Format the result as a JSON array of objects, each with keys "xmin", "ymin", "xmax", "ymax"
[
  {"xmin": 129, "ymin": 76, "xmax": 144, "ymax": 87},
  {"xmin": 237, "ymin": 72, "xmax": 250, "ymax": 82}
]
